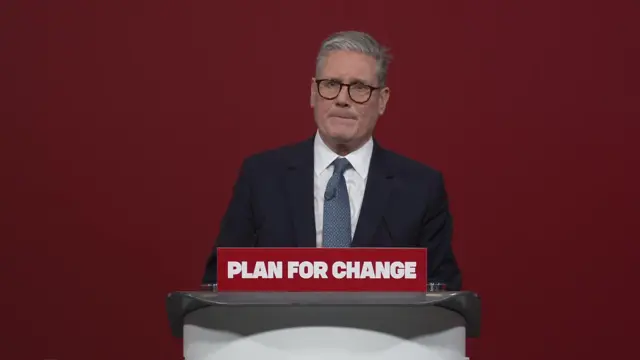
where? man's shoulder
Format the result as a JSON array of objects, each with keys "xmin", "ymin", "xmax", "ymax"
[
  {"xmin": 380, "ymin": 146, "xmax": 444, "ymax": 183},
  {"xmin": 240, "ymin": 137, "xmax": 312, "ymax": 171}
]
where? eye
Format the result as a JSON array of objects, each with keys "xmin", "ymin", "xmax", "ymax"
[{"xmin": 351, "ymin": 83, "xmax": 369, "ymax": 92}]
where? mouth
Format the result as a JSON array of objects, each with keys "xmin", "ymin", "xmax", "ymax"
[{"xmin": 330, "ymin": 115, "xmax": 356, "ymax": 120}]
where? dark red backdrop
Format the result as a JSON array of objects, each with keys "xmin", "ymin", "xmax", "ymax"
[{"xmin": 2, "ymin": 1, "xmax": 639, "ymax": 359}]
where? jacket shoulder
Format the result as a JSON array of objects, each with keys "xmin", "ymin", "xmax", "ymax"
[
  {"xmin": 381, "ymin": 148, "xmax": 444, "ymax": 183},
  {"xmin": 240, "ymin": 138, "xmax": 311, "ymax": 171}
]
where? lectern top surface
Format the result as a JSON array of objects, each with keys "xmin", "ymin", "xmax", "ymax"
[
  {"xmin": 165, "ymin": 290, "xmax": 481, "ymax": 338},
  {"xmin": 177, "ymin": 291, "xmax": 460, "ymax": 305}
]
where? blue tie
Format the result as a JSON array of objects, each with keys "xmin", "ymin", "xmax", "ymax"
[{"xmin": 323, "ymin": 157, "xmax": 353, "ymax": 248}]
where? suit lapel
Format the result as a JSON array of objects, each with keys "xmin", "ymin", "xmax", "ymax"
[
  {"xmin": 285, "ymin": 137, "xmax": 317, "ymax": 247},
  {"xmin": 352, "ymin": 142, "xmax": 394, "ymax": 247}
]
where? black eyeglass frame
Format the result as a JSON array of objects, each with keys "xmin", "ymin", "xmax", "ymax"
[{"xmin": 314, "ymin": 78, "xmax": 382, "ymax": 104}]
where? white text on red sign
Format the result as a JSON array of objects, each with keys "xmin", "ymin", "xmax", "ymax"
[{"xmin": 227, "ymin": 261, "xmax": 417, "ymax": 279}]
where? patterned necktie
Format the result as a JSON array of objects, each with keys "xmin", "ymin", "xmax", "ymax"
[{"xmin": 323, "ymin": 157, "xmax": 353, "ymax": 248}]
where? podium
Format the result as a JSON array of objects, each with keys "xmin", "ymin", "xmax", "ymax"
[{"xmin": 166, "ymin": 290, "xmax": 481, "ymax": 360}]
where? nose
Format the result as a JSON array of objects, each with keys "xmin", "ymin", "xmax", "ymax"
[{"xmin": 334, "ymin": 85, "xmax": 351, "ymax": 108}]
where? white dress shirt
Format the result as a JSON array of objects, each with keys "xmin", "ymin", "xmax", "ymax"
[{"xmin": 313, "ymin": 132, "xmax": 374, "ymax": 247}]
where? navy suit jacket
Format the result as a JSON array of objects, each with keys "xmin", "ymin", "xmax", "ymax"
[{"xmin": 202, "ymin": 136, "xmax": 462, "ymax": 290}]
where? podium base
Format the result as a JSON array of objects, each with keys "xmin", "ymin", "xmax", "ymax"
[
  {"xmin": 168, "ymin": 293, "xmax": 479, "ymax": 360},
  {"xmin": 183, "ymin": 304, "xmax": 467, "ymax": 360},
  {"xmin": 167, "ymin": 291, "xmax": 480, "ymax": 360},
  {"xmin": 184, "ymin": 326, "xmax": 466, "ymax": 360}
]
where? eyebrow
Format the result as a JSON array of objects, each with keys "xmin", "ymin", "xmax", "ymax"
[{"xmin": 326, "ymin": 77, "xmax": 370, "ymax": 85}]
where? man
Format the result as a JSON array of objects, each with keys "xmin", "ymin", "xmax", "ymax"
[{"xmin": 201, "ymin": 31, "xmax": 462, "ymax": 290}]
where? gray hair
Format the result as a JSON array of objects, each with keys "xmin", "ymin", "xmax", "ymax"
[{"xmin": 316, "ymin": 31, "xmax": 392, "ymax": 87}]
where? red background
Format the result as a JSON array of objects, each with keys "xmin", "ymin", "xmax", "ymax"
[{"xmin": 2, "ymin": 1, "xmax": 639, "ymax": 359}]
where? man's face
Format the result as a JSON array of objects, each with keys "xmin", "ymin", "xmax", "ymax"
[{"xmin": 311, "ymin": 50, "xmax": 390, "ymax": 149}]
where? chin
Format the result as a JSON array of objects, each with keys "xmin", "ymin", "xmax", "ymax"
[
  {"xmin": 326, "ymin": 129, "xmax": 356, "ymax": 143},
  {"xmin": 327, "ymin": 122, "xmax": 357, "ymax": 135}
]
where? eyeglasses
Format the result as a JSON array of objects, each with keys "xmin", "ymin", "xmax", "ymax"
[{"xmin": 315, "ymin": 79, "xmax": 380, "ymax": 104}]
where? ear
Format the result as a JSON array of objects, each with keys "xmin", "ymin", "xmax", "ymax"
[
  {"xmin": 378, "ymin": 87, "xmax": 390, "ymax": 115},
  {"xmin": 310, "ymin": 78, "xmax": 317, "ymax": 108}
]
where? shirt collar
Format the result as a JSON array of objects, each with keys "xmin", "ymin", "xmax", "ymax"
[{"xmin": 313, "ymin": 130, "xmax": 373, "ymax": 179}]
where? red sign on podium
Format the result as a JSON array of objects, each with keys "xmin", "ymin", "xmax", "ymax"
[{"xmin": 216, "ymin": 248, "xmax": 427, "ymax": 292}]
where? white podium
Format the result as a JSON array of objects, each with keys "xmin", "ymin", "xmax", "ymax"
[{"xmin": 166, "ymin": 291, "xmax": 481, "ymax": 360}]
